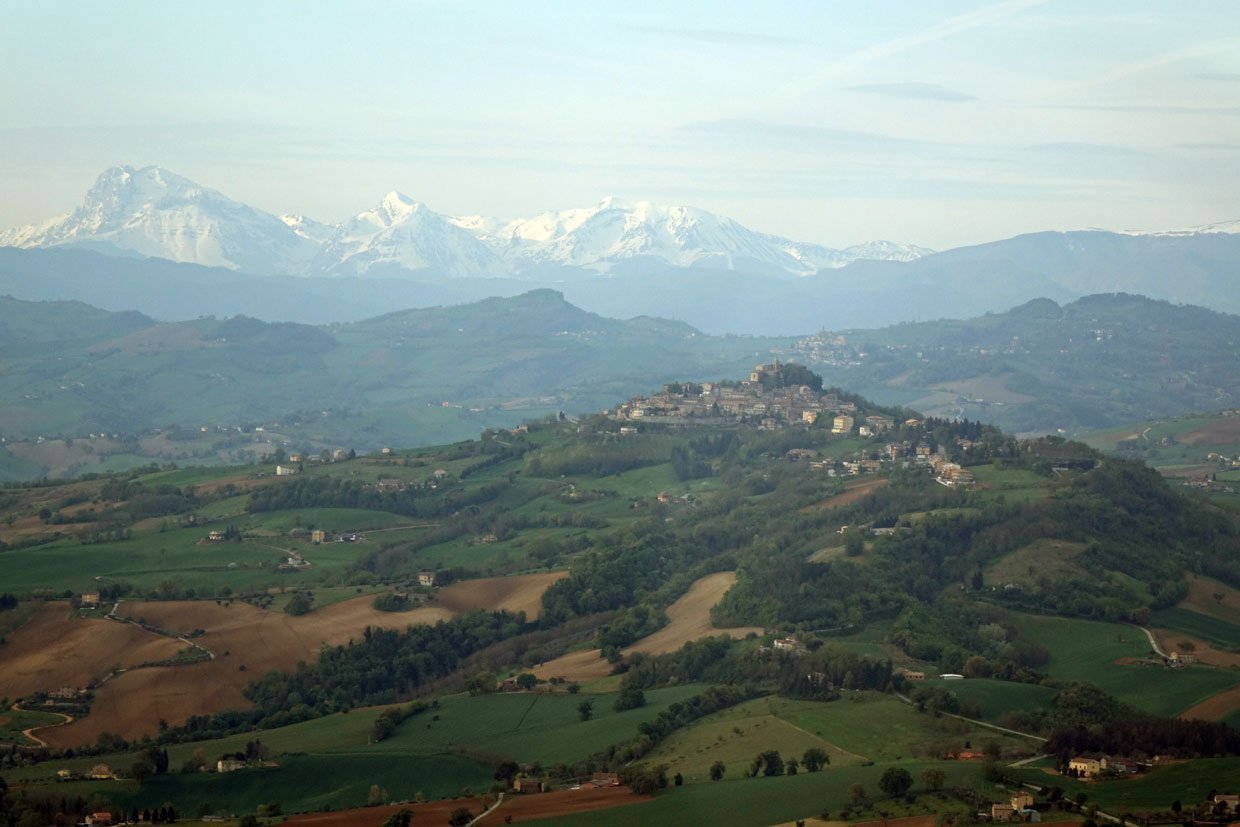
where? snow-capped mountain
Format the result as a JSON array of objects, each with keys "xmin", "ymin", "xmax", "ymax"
[
  {"xmin": 316, "ymin": 192, "xmax": 507, "ymax": 278},
  {"xmin": 448, "ymin": 197, "xmax": 929, "ymax": 275},
  {"xmin": 0, "ymin": 166, "xmax": 934, "ymax": 280},
  {"xmin": 1117, "ymin": 219, "xmax": 1240, "ymax": 238},
  {"xmin": 0, "ymin": 166, "xmax": 317, "ymax": 274}
]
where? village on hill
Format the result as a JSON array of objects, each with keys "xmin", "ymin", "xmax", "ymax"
[{"xmin": 612, "ymin": 360, "xmax": 976, "ymax": 486}]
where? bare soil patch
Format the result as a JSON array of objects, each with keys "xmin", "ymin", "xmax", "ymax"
[
  {"xmin": 532, "ymin": 571, "xmax": 760, "ymax": 681},
  {"xmin": 284, "ymin": 786, "xmax": 646, "ymax": 827},
  {"xmin": 434, "ymin": 571, "xmax": 569, "ymax": 620},
  {"xmin": 1180, "ymin": 576, "xmax": 1240, "ymax": 626},
  {"xmin": 0, "ymin": 603, "xmax": 184, "ymax": 698},
  {"xmin": 1179, "ymin": 683, "xmax": 1240, "ymax": 722},
  {"xmin": 1181, "ymin": 417, "xmax": 1240, "ymax": 446},
  {"xmin": 802, "ymin": 477, "xmax": 889, "ymax": 512}
]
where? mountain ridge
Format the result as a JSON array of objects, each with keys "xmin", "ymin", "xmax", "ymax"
[{"xmin": 1, "ymin": 166, "xmax": 931, "ymax": 280}]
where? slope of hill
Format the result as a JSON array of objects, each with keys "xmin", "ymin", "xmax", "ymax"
[
  {"xmin": 0, "ymin": 291, "xmax": 786, "ymax": 479},
  {"xmin": 789, "ymin": 293, "xmax": 1240, "ymax": 435}
]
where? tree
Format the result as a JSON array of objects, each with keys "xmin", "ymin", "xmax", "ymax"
[
  {"xmin": 801, "ymin": 748, "xmax": 829, "ymax": 772},
  {"xmin": 709, "ymin": 761, "xmax": 726, "ymax": 781},
  {"xmin": 284, "ymin": 592, "xmax": 313, "ymax": 616},
  {"xmin": 849, "ymin": 783, "xmax": 868, "ymax": 805},
  {"xmin": 845, "ymin": 529, "xmax": 865, "ymax": 557},
  {"xmin": 577, "ymin": 699, "xmax": 594, "ymax": 721},
  {"xmin": 367, "ymin": 784, "xmax": 389, "ymax": 806},
  {"xmin": 130, "ymin": 758, "xmax": 155, "ymax": 785},
  {"xmin": 878, "ymin": 766, "xmax": 912, "ymax": 798},
  {"xmin": 614, "ymin": 686, "xmax": 646, "ymax": 711},
  {"xmin": 515, "ymin": 673, "xmax": 537, "ymax": 691},
  {"xmin": 382, "ymin": 809, "xmax": 413, "ymax": 827},
  {"xmin": 448, "ymin": 807, "xmax": 473, "ymax": 827},
  {"xmin": 673, "ymin": 772, "xmax": 683, "ymax": 787},
  {"xmin": 785, "ymin": 758, "xmax": 799, "ymax": 776},
  {"xmin": 920, "ymin": 767, "xmax": 945, "ymax": 792},
  {"xmin": 1171, "ymin": 800, "xmax": 1182, "ymax": 814}
]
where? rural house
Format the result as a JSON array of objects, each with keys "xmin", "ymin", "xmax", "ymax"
[
  {"xmin": 217, "ymin": 758, "xmax": 246, "ymax": 773},
  {"xmin": 418, "ymin": 571, "xmax": 437, "ymax": 587}
]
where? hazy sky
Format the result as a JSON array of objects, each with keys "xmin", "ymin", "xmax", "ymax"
[{"xmin": 3, "ymin": 0, "xmax": 1239, "ymax": 249}]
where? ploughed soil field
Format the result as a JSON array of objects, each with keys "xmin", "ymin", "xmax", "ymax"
[
  {"xmin": 1, "ymin": 572, "xmax": 567, "ymax": 746},
  {"xmin": 532, "ymin": 571, "xmax": 761, "ymax": 682},
  {"xmin": 283, "ymin": 785, "xmax": 647, "ymax": 827},
  {"xmin": 434, "ymin": 570, "xmax": 568, "ymax": 620},
  {"xmin": 0, "ymin": 602, "xmax": 184, "ymax": 697},
  {"xmin": 801, "ymin": 476, "xmax": 889, "ymax": 512}
]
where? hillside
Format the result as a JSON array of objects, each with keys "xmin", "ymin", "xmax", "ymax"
[
  {"xmin": 790, "ymin": 293, "xmax": 1240, "ymax": 435},
  {"xmin": 0, "ymin": 291, "xmax": 785, "ymax": 479},
  {"xmin": 2, "ymin": 376, "xmax": 1240, "ymax": 825}
]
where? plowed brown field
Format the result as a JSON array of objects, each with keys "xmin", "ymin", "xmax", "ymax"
[
  {"xmin": 532, "ymin": 571, "xmax": 761, "ymax": 681},
  {"xmin": 26, "ymin": 570, "xmax": 570, "ymax": 746},
  {"xmin": 435, "ymin": 571, "xmax": 568, "ymax": 620},
  {"xmin": 283, "ymin": 785, "xmax": 647, "ymax": 827},
  {"xmin": 802, "ymin": 477, "xmax": 889, "ymax": 511},
  {"xmin": 0, "ymin": 603, "xmax": 184, "ymax": 697}
]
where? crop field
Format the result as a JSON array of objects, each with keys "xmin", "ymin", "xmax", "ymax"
[
  {"xmin": 433, "ymin": 571, "xmax": 568, "ymax": 620},
  {"xmin": 641, "ymin": 693, "xmax": 1034, "ymax": 782},
  {"xmin": 0, "ymin": 601, "xmax": 185, "ymax": 697},
  {"xmin": 520, "ymin": 760, "xmax": 982, "ymax": 827},
  {"xmin": 1151, "ymin": 607, "xmax": 1240, "ymax": 649},
  {"xmin": 13, "ymin": 571, "xmax": 573, "ymax": 745},
  {"xmin": 533, "ymin": 572, "xmax": 760, "ymax": 681},
  {"xmin": 967, "ymin": 465, "xmax": 1054, "ymax": 504},
  {"xmin": 1010, "ymin": 613, "xmax": 1240, "ymax": 716}
]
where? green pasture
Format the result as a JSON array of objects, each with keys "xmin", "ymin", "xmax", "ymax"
[
  {"xmin": 641, "ymin": 693, "xmax": 1033, "ymax": 784},
  {"xmin": 525, "ymin": 760, "xmax": 983, "ymax": 827},
  {"xmin": 1151, "ymin": 607, "xmax": 1240, "ymax": 649},
  {"xmin": 941, "ymin": 678, "xmax": 1057, "ymax": 722},
  {"xmin": 1010, "ymin": 613, "xmax": 1240, "ymax": 716}
]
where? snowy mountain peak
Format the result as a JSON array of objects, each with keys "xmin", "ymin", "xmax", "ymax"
[
  {"xmin": 0, "ymin": 165, "xmax": 316, "ymax": 274},
  {"xmin": 0, "ymin": 166, "xmax": 934, "ymax": 280}
]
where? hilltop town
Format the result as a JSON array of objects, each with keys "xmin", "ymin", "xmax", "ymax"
[{"xmin": 611, "ymin": 360, "xmax": 977, "ymax": 485}]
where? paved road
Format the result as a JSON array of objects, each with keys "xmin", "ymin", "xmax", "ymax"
[{"xmin": 1137, "ymin": 625, "xmax": 1167, "ymax": 658}]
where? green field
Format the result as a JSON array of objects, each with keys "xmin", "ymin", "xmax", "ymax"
[
  {"xmin": 941, "ymin": 678, "xmax": 1058, "ymax": 722},
  {"xmin": 0, "ymin": 706, "xmax": 64, "ymax": 745},
  {"xmin": 50, "ymin": 753, "xmax": 494, "ymax": 815},
  {"xmin": 1011, "ymin": 614, "xmax": 1240, "ymax": 716},
  {"xmin": 526, "ymin": 760, "xmax": 983, "ymax": 827},
  {"xmin": 640, "ymin": 693, "xmax": 1035, "ymax": 783},
  {"xmin": 1151, "ymin": 607, "xmax": 1240, "ymax": 649}
]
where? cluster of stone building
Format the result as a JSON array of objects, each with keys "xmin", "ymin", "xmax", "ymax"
[{"xmin": 611, "ymin": 360, "xmax": 855, "ymax": 429}]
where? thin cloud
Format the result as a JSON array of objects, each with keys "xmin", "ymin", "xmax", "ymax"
[
  {"xmin": 1043, "ymin": 103, "xmax": 1240, "ymax": 116},
  {"xmin": 625, "ymin": 25, "xmax": 797, "ymax": 47},
  {"xmin": 682, "ymin": 118, "xmax": 927, "ymax": 151},
  {"xmin": 849, "ymin": 82, "xmax": 978, "ymax": 102},
  {"xmin": 1194, "ymin": 72, "xmax": 1240, "ymax": 82},
  {"xmin": 784, "ymin": 0, "xmax": 1047, "ymax": 98}
]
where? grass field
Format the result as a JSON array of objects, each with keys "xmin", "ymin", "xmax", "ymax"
[
  {"xmin": 523, "ymin": 760, "xmax": 984, "ymax": 827},
  {"xmin": 640, "ymin": 692, "xmax": 1035, "ymax": 783},
  {"xmin": 1150, "ymin": 607, "xmax": 1240, "ymax": 649},
  {"xmin": 984, "ymin": 539, "xmax": 1088, "ymax": 588},
  {"xmin": 1010, "ymin": 613, "xmax": 1240, "ymax": 716},
  {"xmin": 942, "ymin": 678, "xmax": 1058, "ymax": 722},
  {"xmin": 0, "ymin": 705, "xmax": 64, "ymax": 745},
  {"xmin": 52, "ymin": 752, "xmax": 496, "ymax": 815}
]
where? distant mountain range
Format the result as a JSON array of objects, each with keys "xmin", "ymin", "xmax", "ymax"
[
  {"xmin": 1, "ymin": 290, "xmax": 1237, "ymax": 480},
  {"xmin": 2, "ymin": 166, "xmax": 1239, "ymax": 335},
  {"xmin": 0, "ymin": 166, "xmax": 931, "ymax": 280}
]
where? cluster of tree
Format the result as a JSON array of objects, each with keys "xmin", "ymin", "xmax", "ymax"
[
  {"xmin": 283, "ymin": 591, "xmax": 314, "ymax": 616},
  {"xmin": 524, "ymin": 434, "xmax": 679, "ymax": 478},
  {"xmin": 1048, "ymin": 716, "xmax": 1240, "ymax": 758},
  {"xmin": 746, "ymin": 747, "xmax": 831, "ymax": 777},
  {"xmin": 0, "ymin": 595, "xmax": 16, "ymax": 611},
  {"xmin": 372, "ymin": 592, "xmax": 414, "ymax": 612},
  {"xmin": 372, "ymin": 701, "xmax": 430, "ymax": 742}
]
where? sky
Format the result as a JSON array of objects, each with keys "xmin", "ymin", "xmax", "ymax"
[{"xmin": 2, "ymin": 0, "xmax": 1239, "ymax": 250}]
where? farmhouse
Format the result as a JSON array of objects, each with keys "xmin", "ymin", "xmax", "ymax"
[
  {"xmin": 217, "ymin": 758, "xmax": 246, "ymax": 773},
  {"xmin": 86, "ymin": 813, "xmax": 114, "ymax": 826},
  {"xmin": 773, "ymin": 636, "xmax": 806, "ymax": 655},
  {"xmin": 832, "ymin": 415, "xmax": 854, "ymax": 434},
  {"xmin": 206, "ymin": 530, "xmax": 224, "ymax": 542},
  {"xmin": 1068, "ymin": 755, "xmax": 1103, "ymax": 777},
  {"xmin": 896, "ymin": 668, "xmax": 925, "ymax": 681},
  {"xmin": 1214, "ymin": 794, "xmax": 1240, "ymax": 813},
  {"xmin": 275, "ymin": 464, "xmax": 300, "ymax": 476},
  {"xmin": 1011, "ymin": 792, "xmax": 1035, "ymax": 810},
  {"xmin": 418, "ymin": 570, "xmax": 438, "ymax": 587},
  {"xmin": 89, "ymin": 764, "xmax": 114, "ymax": 780},
  {"xmin": 991, "ymin": 803, "xmax": 1016, "ymax": 822},
  {"xmin": 80, "ymin": 592, "xmax": 100, "ymax": 606}
]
